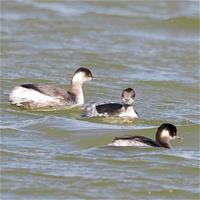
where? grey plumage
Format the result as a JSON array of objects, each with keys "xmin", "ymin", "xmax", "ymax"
[
  {"xmin": 9, "ymin": 67, "xmax": 93, "ymax": 109},
  {"xmin": 20, "ymin": 84, "xmax": 76, "ymax": 103}
]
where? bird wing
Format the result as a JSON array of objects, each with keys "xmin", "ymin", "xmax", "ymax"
[
  {"xmin": 96, "ymin": 103, "xmax": 122, "ymax": 114},
  {"xmin": 114, "ymin": 135, "xmax": 158, "ymax": 147},
  {"xmin": 21, "ymin": 84, "xmax": 73, "ymax": 101}
]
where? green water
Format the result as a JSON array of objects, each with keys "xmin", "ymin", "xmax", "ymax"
[{"xmin": 1, "ymin": 0, "xmax": 200, "ymax": 199}]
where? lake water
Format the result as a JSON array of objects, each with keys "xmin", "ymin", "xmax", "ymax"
[{"xmin": 1, "ymin": 0, "xmax": 200, "ymax": 199}]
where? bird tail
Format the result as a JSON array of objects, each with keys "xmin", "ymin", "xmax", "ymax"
[{"xmin": 82, "ymin": 103, "xmax": 97, "ymax": 117}]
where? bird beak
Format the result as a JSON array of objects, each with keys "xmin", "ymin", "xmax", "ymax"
[{"xmin": 173, "ymin": 135, "xmax": 183, "ymax": 140}]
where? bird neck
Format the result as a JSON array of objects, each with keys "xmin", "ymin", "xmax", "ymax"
[
  {"xmin": 124, "ymin": 104, "xmax": 133, "ymax": 111},
  {"xmin": 69, "ymin": 81, "xmax": 84, "ymax": 105},
  {"xmin": 123, "ymin": 104, "xmax": 138, "ymax": 118},
  {"xmin": 156, "ymin": 134, "xmax": 171, "ymax": 149}
]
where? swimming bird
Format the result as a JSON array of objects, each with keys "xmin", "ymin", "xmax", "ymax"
[
  {"xmin": 9, "ymin": 67, "xmax": 93, "ymax": 109},
  {"xmin": 82, "ymin": 88, "xmax": 138, "ymax": 119},
  {"xmin": 109, "ymin": 123, "xmax": 182, "ymax": 148}
]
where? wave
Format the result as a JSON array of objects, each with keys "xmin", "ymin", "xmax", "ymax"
[{"xmin": 148, "ymin": 16, "xmax": 200, "ymax": 32}]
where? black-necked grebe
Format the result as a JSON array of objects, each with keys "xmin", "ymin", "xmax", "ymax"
[
  {"xmin": 82, "ymin": 88, "xmax": 138, "ymax": 119},
  {"xmin": 109, "ymin": 123, "xmax": 182, "ymax": 148},
  {"xmin": 9, "ymin": 67, "xmax": 93, "ymax": 109}
]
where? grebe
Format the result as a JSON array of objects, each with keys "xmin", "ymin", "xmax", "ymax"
[
  {"xmin": 109, "ymin": 123, "xmax": 182, "ymax": 148},
  {"xmin": 82, "ymin": 88, "xmax": 138, "ymax": 119},
  {"xmin": 9, "ymin": 67, "xmax": 93, "ymax": 109}
]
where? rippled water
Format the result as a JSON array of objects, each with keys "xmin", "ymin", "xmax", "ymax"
[{"xmin": 1, "ymin": 0, "xmax": 200, "ymax": 199}]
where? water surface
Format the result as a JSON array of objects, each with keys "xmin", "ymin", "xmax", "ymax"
[{"xmin": 1, "ymin": 0, "xmax": 200, "ymax": 199}]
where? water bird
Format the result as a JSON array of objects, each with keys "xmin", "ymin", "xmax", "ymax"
[
  {"xmin": 9, "ymin": 67, "xmax": 93, "ymax": 109},
  {"xmin": 82, "ymin": 88, "xmax": 138, "ymax": 119},
  {"xmin": 109, "ymin": 123, "xmax": 182, "ymax": 148}
]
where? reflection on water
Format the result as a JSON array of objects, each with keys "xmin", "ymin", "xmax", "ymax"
[{"xmin": 1, "ymin": 0, "xmax": 200, "ymax": 199}]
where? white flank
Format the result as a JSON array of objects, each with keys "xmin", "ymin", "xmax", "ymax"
[
  {"xmin": 118, "ymin": 107, "xmax": 138, "ymax": 118},
  {"xmin": 9, "ymin": 86, "xmax": 60, "ymax": 106},
  {"xmin": 109, "ymin": 139, "xmax": 149, "ymax": 147}
]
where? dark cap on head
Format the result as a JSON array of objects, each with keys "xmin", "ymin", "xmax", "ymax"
[
  {"xmin": 122, "ymin": 88, "xmax": 135, "ymax": 98},
  {"xmin": 156, "ymin": 123, "xmax": 177, "ymax": 137},
  {"xmin": 74, "ymin": 67, "xmax": 93, "ymax": 78}
]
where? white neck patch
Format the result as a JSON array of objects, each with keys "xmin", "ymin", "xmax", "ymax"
[
  {"xmin": 160, "ymin": 129, "xmax": 170, "ymax": 138},
  {"xmin": 72, "ymin": 72, "xmax": 85, "ymax": 84}
]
